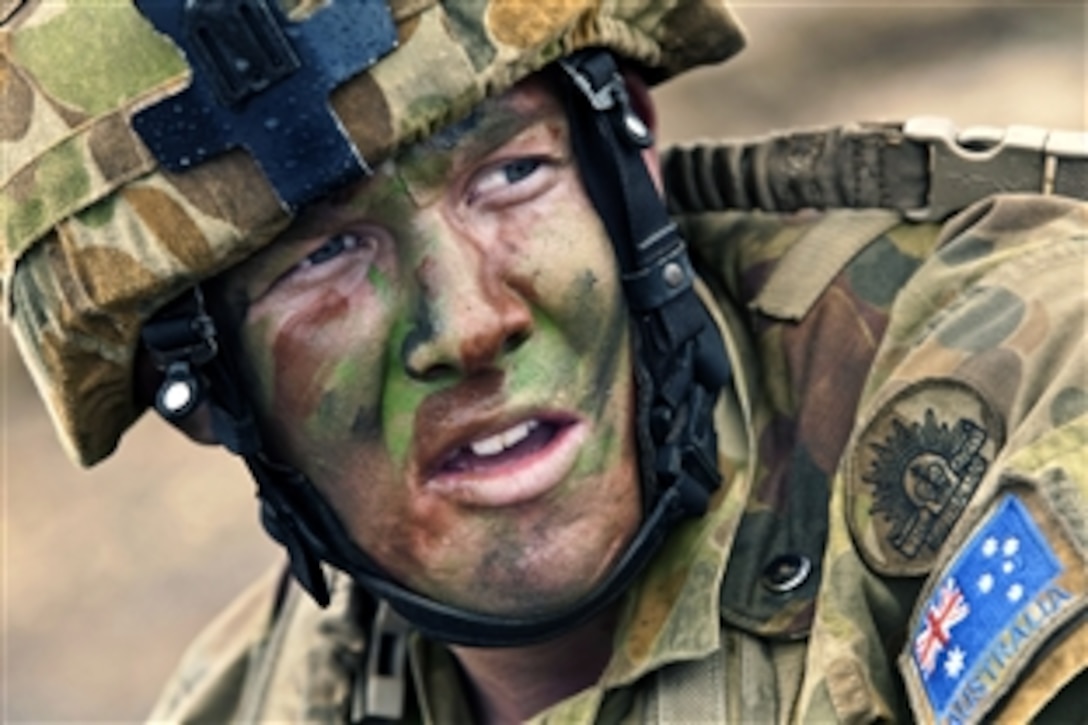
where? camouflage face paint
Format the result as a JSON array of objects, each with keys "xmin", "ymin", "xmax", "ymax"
[{"xmin": 220, "ymin": 76, "xmax": 642, "ymax": 617}]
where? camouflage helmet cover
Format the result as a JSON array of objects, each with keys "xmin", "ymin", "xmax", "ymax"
[{"xmin": 1, "ymin": 0, "xmax": 744, "ymax": 466}]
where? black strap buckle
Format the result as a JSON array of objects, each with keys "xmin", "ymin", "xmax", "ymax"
[
  {"xmin": 559, "ymin": 53, "xmax": 653, "ymax": 148},
  {"xmin": 560, "ymin": 57, "xmax": 627, "ymax": 112}
]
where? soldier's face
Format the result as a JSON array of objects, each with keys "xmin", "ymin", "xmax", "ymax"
[{"xmin": 218, "ymin": 78, "xmax": 642, "ymax": 616}]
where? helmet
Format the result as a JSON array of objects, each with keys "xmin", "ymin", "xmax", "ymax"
[
  {"xmin": 2, "ymin": 0, "xmax": 743, "ymax": 645},
  {"xmin": 2, "ymin": 0, "xmax": 743, "ymax": 466}
]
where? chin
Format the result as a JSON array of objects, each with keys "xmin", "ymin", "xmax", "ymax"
[{"xmin": 422, "ymin": 516, "xmax": 638, "ymax": 619}]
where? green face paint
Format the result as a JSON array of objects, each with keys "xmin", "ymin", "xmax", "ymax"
[
  {"xmin": 367, "ymin": 265, "xmax": 392, "ymax": 300},
  {"xmin": 219, "ymin": 76, "xmax": 643, "ymax": 618},
  {"xmin": 381, "ymin": 319, "xmax": 429, "ymax": 468}
]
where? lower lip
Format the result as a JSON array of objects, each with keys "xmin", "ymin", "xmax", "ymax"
[{"xmin": 423, "ymin": 422, "xmax": 589, "ymax": 507}]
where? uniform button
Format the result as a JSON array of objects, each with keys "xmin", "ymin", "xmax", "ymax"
[{"xmin": 761, "ymin": 554, "xmax": 812, "ymax": 593}]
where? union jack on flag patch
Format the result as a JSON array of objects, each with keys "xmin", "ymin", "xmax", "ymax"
[{"xmin": 914, "ymin": 578, "xmax": 970, "ymax": 677}]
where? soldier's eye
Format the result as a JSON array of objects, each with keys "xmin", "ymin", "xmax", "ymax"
[
  {"xmin": 266, "ymin": 230, "xmax": 380, "ymax": 295},
  {"xmin": 501, "ymin": 158, "xmax": 543, "ymax": 184},
  {"xmin": 296, "ymin": 232, "xmax": 365, "ymax": 270},
  {"xmin": 469, "ymin": 156, "xmax": 554, "ymax": 208}
]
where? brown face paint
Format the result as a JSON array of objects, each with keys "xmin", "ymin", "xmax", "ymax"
[{"xmin": 272, "ymin": 291, "xmax": 350, "ymax": 421}]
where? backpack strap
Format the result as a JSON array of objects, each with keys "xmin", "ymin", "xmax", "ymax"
[{"xmin": 663, "ymin": 117, "xmax": 1087, "ymax": 221}]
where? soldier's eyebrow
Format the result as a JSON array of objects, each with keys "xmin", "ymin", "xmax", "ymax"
[
  {"xmin": 424, "ymin": 107, "xmax": 485, "ymax": 152},
  {"xmin": 385, "ymin": 91, "xmax": 562, "ymax": 207},
  {"xmin": 416, "ymin": 91, "xmax": 560, "ymax": 163}
]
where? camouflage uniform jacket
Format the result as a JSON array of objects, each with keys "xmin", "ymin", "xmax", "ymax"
[{"xmin": 150, "ymin": 192, "xmax": 1088, "ymax": 724}]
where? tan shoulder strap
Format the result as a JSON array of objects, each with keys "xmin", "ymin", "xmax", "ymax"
[
  {"xmin": 664, "ymin": 117, "xmax": 1088, "ymax": 221},
  {"xmin": 752, "ymin": 208, "xmax": 900, "ymax": 321}
]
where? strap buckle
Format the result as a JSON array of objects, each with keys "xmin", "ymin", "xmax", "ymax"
[
  {"xmin": 559, "ymin": 53, "xmax": 653, "ymax": 147},
  {"xmin": 1044, "ymin": 129, "xmax": 1088, "ymax": 198},
  {"xmin": 353, "ymin": 601, "xmax": 411, "ymax": 721},
  {"xmin": 141, "ymin": 288, "xmax": 219, "ymax": 370},
  {"xmin": 904, "ymin": 116, "xmax": 1047, "ymax": 221},
  {"xmin": 559, "ymin": 56, "xmax": 626, "ymax": 112},
  {"xmin": 904, "ymin": 116, "xmax": 1088, "ymax": 221}
]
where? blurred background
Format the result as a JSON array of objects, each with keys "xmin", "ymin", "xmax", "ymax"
[{"xmin": 4, "ymin": 1, "xmax": 1084, "ymax": 721}]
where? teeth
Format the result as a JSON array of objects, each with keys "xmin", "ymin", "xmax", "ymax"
[{"xmin": 469, "ymin": 420, "xmax": 538, "ymax": 458}]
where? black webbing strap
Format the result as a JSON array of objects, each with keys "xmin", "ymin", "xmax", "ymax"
[{"xmin": 663, "ymin": 118, "xmax": 1088, "ymax": 221}]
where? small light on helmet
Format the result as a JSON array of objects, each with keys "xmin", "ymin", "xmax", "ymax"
[
  {"xmin": 162, "ymin": 380, "xmax": 195, "ymax": 414},
  {"xmin": 155, "ymin": 362, "xmax": 202, "ymax": 420}
]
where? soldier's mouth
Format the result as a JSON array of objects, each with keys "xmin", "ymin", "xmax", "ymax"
[
  {"xmin": 440, "ymin": 419, "xmax": 553, "ymax": 469},
  {"xmin": 425, "ymin": 417, "xmax": 586, "ymax": 506}
]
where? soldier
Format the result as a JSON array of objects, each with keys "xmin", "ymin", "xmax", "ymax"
[{"xmin": 2, "ymin": 1, "xmax": 1085, "ymax": 723}]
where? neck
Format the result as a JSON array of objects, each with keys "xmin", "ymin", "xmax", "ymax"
[{"xmin": 451, "ymin": 605, "xmax": 621, "ymax": 724}]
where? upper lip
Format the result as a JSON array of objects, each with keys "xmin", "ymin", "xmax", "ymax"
[{"xmin": 410, "ymin": 372, "xmax": 576, "ymax": 481}]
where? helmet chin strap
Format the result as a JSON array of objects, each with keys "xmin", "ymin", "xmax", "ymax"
[
  {"xmin": 553, "ymin": 51, "xmax": 731, "ymax": 517},
  {"xmin": 142, "ymin": 50, "xmax": 732, "ymax": 648}
]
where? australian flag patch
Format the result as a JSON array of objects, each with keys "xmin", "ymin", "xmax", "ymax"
[{"xmin": 900, "ymin": 487, "xmax": 1087, "ymax": 724}]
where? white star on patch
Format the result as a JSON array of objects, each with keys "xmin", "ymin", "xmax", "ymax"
[
  {"xmin": 1007, "ymin": 584, "xmax": 1024, "ymax": 603},
  {"xmin": 1002, "ymin": 537, "xmax": 1020, "ymax": 557},
  {"xmin": 982, "ymin": 537, "xmax": 999, "ymax": 557},
  {"xmin": 945, "ymin": 646, "xmax": 967, "ymax": 679},
  {"xmin": 978, "ymin": 573, "xmax": 994, "ymax": 594}
]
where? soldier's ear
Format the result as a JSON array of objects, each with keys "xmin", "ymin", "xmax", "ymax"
[
  {"xmin": 134, "ymin": 347, "xmax": 220, "ymax": 445},
  {"xmin": 621, "ymin": 69, "xmax": 662, "ymax": 191},
  {"xmin": 622, "ymin": 70, "xmax": 658, "ymax": 135}
]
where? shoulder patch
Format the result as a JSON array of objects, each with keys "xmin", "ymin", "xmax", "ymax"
[
  {"xmin": 847, "ymin": 379, "xmax": 1005, "ymax": 576},
  {"xmin": 899, "ymin": 484, "xmax": 1088, "ymax": 725}
]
